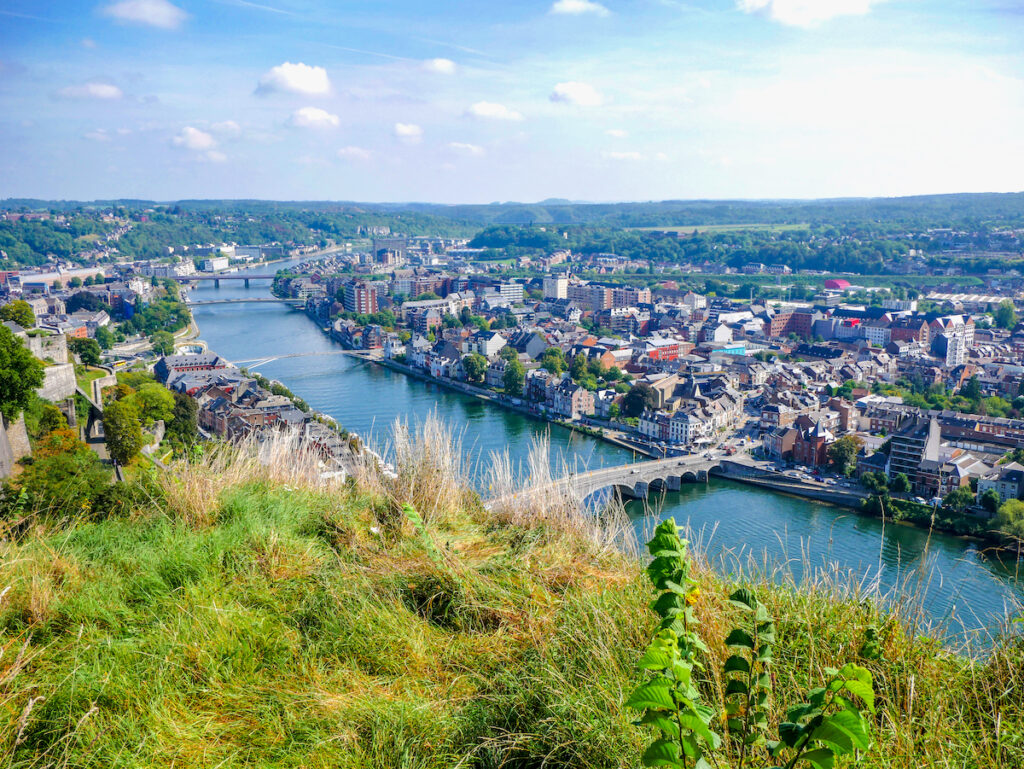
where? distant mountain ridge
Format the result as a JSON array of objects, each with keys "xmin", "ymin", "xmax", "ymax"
[{"xmin": 3, "ymin": 191, "xmax": 1024, "ymax": 228}]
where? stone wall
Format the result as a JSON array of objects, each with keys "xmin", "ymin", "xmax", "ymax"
[
  {"xmin": 27, "ymin": 333, "xmax": 69, "ymax": 365},
  {"xmin": 0, "ymin": 418, "xmax": 14, "ymax": 479},
  {"xmin": 0, "ymin": 415, "xmax": 31, "ymax": 478},
  {"xmin": 37, "ymin": 363, "xmax": 77, "ymax": 402}
]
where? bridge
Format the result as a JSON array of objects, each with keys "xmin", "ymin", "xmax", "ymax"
[
  {"xmin": 184, "ymin": 297, "xmax": 305, "ymax": 306},
  {"xmin": 232, "ymin": 349, "xmax": 378, "ymax": 367},
  {"xmin": 488, "ymin": 453, "xmax": 751, "ymax": 511},
  {"xmin": 170, "ymin": 274, "xmax": 276, "ymax": 288}
]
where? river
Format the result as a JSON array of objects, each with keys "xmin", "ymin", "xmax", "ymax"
[{"xmin": 185, "ymin": 258, "xmax": 1023, "ymax": 642}]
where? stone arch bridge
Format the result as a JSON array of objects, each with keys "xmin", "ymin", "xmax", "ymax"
[{"xmin": 488, "ymin": 453, "xmax": 759, "ymax": 509}]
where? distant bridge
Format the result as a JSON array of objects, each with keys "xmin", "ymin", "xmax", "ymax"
[
  {"xmin": 184, "ymin": 297, "xmax": 305, "ymax": 306},
  {"xmin": 232, "ymin": 349, "xmax": 378, "ymax": 367},
  {"xmin": 170, "ymin": 274, "xmax": 276, "ymax": 288}
]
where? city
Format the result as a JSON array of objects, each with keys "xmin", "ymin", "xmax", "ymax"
[{"xmin": 2, "ymin": 0, "xmax": 1024, "ymax": 767}]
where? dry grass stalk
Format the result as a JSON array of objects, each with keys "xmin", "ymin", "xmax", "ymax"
[
  {"xmin": 157, "ymin": 429, "xmax": 345, "ymax": 526},
  {"xmin": 484, "ymin": 433, "xmax": 636, "ymax": 556},
  {"xmin": 352, "ymin": 413, "xmax": 472, "ymax": 523}
]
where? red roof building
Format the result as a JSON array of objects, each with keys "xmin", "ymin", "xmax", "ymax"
[{"xmin": 824, "ymin": 278, "xmax": 851, "ymax": 290}]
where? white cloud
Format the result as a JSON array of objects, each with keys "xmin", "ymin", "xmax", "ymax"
[
  {"xmin": 256, "ymin": 62, "xmax": 331, "ymax": 96},
  {"xmin": 204, "ymin": 150, "xmax": 227, "ymax": 163},
  {"xmin": 211, "ymin": 120, "xmax": 242, "ymax": 137},
  {"xmin": 394, "ymin": 122, "xmax": 423, "ymax": 142},
  {"xmin": 101, "ymin": 0, "xmax": 187, "ymax": 30},
  {"xmin": 423, "ymin": 58, "xmax": 457, "ymax": 75},
  {"xmin": 84, "ymin": 129, "xmax": 111, "ymax": 142},
  {"xmin": 737, "ymin": 0, "xmax": 879, "ymax": 28},
  {"xmin": 288, "ymin": 106, "xmax": 340, "ymax": 129},
  {"xmin": 57, "ymin": 81, "xmax": 123, "ymax": 100},
  {"xmin": 448, "ymin": 142, "xmax": 485, "ymax": 156},
  {"xmin": 604, "ymin": 150, "xmax": 644, "ymax": 161},
  {"xmin": 337, "ymin": 146, "xmax": 373, "ymax": 161},
  {"xmin": 606, "ymin": 128, "xmax": 628, "ymax": 138},
  {"xmin": 550, "ymin": 0, "xmax": 610, "ymax": 17},
  {"xmin": 550, "ymin": 81, "xmax": 604, "ymax": 107},
  {"xmin": 172, "ymin": 126, "xmax": 216, "ymax": 151},
  {"xmin": 81, "ymin": 38, "xmax": 97, "ymax": 49},
  {"xmin": 467, "ymin": 101, "xmax": 524, "ymax": 121}
]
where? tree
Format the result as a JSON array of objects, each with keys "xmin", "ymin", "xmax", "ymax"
[
  {"xmin": 622, "ymin": 382, "xmax": 658, "ymax": 417},
  {"xmin": 150, "ymin": 330, "xmax": 176, "ymax": 356},
  {"xmin": 942, "ymin": 486, "xmax": 975, "ymax": 513},
  {"xmin": 103, "ymin": 399, "xmax": 143, "ymax": 465},
  {"xmin": 0, "ymin": 299, "xmax": 35, "ymax": 329},
  {"xmin": 9, "ymin": 430, "xmax": 110, "ymax": 515},
  {"xmin": 94, "ymin": 325, "xmax": 115, "ymax": 350},
  {"xmin": 69, "ymin": 276, "xmax": 83, "ymax": 288},
  {"xmin": 69, "ymin": 336, "xmax": 102, "ymax": 367},
  {"xmin": 570, "ymin": 353, "xmax": 588, "ymax": 381},
  {"xmin": 980, "ymin": 488, "xmax": 1002, "ymax": 514},
  {"xmin": 827, "ymin": 435, "xmax": 864, "ymax": 472},
  {"xmin": 165, "ymin": 391, "xmax": 198, "ymax": 448},
  {"xmin": 0, "ymin": 325, "xmax": 45, "ymax": 424},
  {"xmin": 608, "ymin": 403, "xmax": 621, "ymax": 420},
  {"xmin": 994, "ymin": 498, "xmax": 1024, "ymax": 541},
  {"xmin": 37, "ymin": 404, "xmax": 68, "ymax": 435},
  {"xmin": 860, "ymin": 471, "xmax": 888, "ymax": 493},
  {"xmin": 414, "ymin": 292, "xmax": 440, "ymax": 301},
  {"xmin": 499, "ymin": 345, "xmax": 518, "ymax": 362},
  {"xmin": 126, "ymin": 383, "xmax": 176, "ymax": 425},
  {"xmin": 994, "ymin": 300, "xmax": 1018, "ymax": 330},
  {"xmin": 540, "ymin": 347, "xmax": 566, "ymax": 375},
  {"xmin": 961, "ymin": 376, "xmax": 982, "ymax": 402},
  {"xmin": 502, "ymin": 359, "xmax": 525, "ymax": 396},
  {"xmin": 891, "ymin": 472, "xmax": 911, "ymax": 494},
  {"xmin": 462, "ymin": 353, "xmax": 487, "ymax": 384}
]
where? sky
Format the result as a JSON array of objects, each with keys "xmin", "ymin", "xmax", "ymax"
[{"xmin": 0, "ymin": 0, "xmax": 1023, "ymax": 203}]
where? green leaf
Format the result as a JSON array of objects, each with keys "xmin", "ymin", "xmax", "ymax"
[
  {"xmin": 651, "ymin": 591, "xmax": 685, "ymax": 618},
  {"xmin": 729, "ymin": 587, "xmax": 758, "ymax": 609},
  {"xmin": 839, "ymin": 663, "xmax": 872, "ymax": 686},
  {"xmin": 808, "ymin": 719, "xmax": 854, "ymax": 754},
  {"xmin": 625, "ymin": 678, "xmax": 676, "ymax": 711},
  {"xmin": 825, "ymin": 709, "xmax": 871, "ymax": 750},
  {"xmin": 678, "ymin": 713, "xmax": 720, "ymax": 749},
  {"xmin": 641, "ymin": 738, "xmax": 685, "ymax": 767},
  {"xmin": 800, "ymin": 747, "xmax": 835, "ymax": 769},
  {"xmin": 723, "ymin": 654, "xmax": 750, "ymax": 674},
  {"xmin": 842, "ymin": 679, "xmax": 875, "ymax": 714},
  {"xmin": 725, "ymin": 679, "xmax": 749, "ymax": 696},
  {"xmin": 725, "ymin": 628, "xmax": 755, "ymax": 649},
  {"xmin": 639, "ymin": 631, "xmax": 678, "ymax": 670},
  {"xmin": 636, "ymin": 711, "xmax": 680, "ymax": 739},
  {"xmin": 778, "ymin": 721, "xmax": 804, "ymax": 748}
]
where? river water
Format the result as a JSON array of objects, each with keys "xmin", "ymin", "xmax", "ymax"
[{"xmin": 186, "ymin": 259, "xmax": 1023, "ymax": 641}]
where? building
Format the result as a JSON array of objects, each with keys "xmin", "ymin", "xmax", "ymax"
[
  {"xmin": 542, "ymin": 276, "xmax": 568, "ymax": 300},
  {"xmin": 888, "ymin": 416, "xmax": 941, "ymax": 492},
  {"xmin": 342, "ymin": 282, "xmax": 379, "ymax": 315},
  {"xmin": 977, "ymin": 462, "xmax": 1024, "ymax": 504},
  {"xmin": 552, "ymin": 380, "xmax": 596, "ymax": 420},
  {"xmin": 201, "ymin": 256, "xmax": 231, "ymax": 272}
]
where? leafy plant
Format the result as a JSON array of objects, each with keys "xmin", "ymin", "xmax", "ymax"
[{"xmin": 628, "ymin": 518, "xmax": 875, "ymax": 769}]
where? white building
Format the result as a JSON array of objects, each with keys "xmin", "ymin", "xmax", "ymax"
[{"xmin": 543, "ymin": 276, "xmax": 568, "ymax": 300}]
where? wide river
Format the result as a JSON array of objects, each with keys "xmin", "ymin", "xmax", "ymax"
[{"xmin": 187, "ymin": 259, "xmax": 1023, "ymax": 643}]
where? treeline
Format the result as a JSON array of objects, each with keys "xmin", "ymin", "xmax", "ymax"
[{"xmin": 469, "ymin": 225, "xmax": 920, "ymax": 274}]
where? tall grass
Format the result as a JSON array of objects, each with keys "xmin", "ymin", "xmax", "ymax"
[{"xmin": 0, "ymin": 416, "xmax": 1021, "ymax": 768}]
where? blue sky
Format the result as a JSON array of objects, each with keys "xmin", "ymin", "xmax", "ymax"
[{"xmin": 1, "ymin": 0, "xmax": 1022, "ymax": 202}]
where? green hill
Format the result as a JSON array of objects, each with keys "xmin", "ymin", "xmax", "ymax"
[{"xmin": 1, "ymin": 430, "xmax": 1021, "ymax": 768}]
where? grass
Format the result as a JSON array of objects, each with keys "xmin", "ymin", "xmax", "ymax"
[
  {"xmin": 0, "ymin": 421, "xmax": 1022, "ymax": 768},
  {"xmin": 72, "ymin": 366, "xmax": 107, "ymax": 395}
]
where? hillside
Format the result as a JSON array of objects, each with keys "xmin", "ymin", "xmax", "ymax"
[{"xmin": 1, "ymin": 425, "xmax": 1022, "ymax": 768}]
